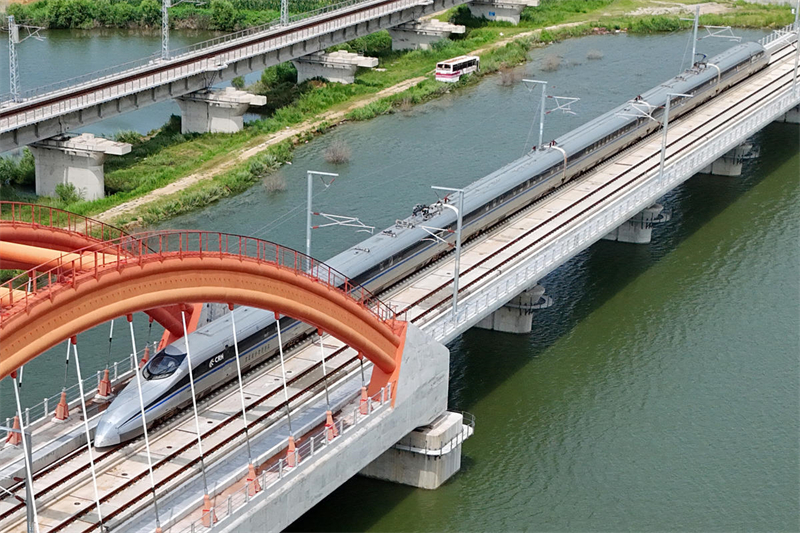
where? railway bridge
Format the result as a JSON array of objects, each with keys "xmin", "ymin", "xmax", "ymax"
[
  {"xmin": 0, "ymin": 24, "xmax": 798, "ymax": 533},
  {"xmin": 0, "ymin": 0, "xmax": 538, "ymax": 198}
]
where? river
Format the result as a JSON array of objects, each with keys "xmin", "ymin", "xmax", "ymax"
[{"xmin": 2, "ymin": 27, "xmax": 798, "ymax": 531}]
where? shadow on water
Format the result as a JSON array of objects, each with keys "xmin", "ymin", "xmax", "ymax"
[{"xmin": 287, "ymin": 121, "xmax": 798, "ymax": 532}]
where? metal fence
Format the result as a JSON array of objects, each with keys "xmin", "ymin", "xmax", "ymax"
[
  {"xmin": 0, "ymin": 230, "xmax": 397, "ymax": 327},
  {"xmin": 174, "ymin": 385, "xmax": 391, "ymax": 533},
  {"xmin": 759, "ymin": 22, "xmax": 799, "ymax": 49},
  {"xmin": 393, "ymin": 411, "xmax": 475, "ymax": 456},
  {"xmin": 3, "ymin": 343, "xmax": 153, "ymax": 433},
  {"xmin": 423, "ymin": 78, "xmax": 800, "ymax": 346},
  {"xmin": 0, "ymin": 201, "xmax": 126, "ymax": 242}
]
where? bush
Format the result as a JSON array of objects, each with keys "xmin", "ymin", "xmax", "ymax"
[
  {"xmin": 324, "ymin": 139, "xmax": 351, "ymax": 164},
  {"xmin": 138, "ymin": 0, "xmax": 161, "ymax": 26},
  {"xmin": 541, "ymin": 54, "xmax": 561, "ymax": 71},
  {"xmin": 586, "ymin": 49, "xmax": 603, "ymax": 60},
  {"xmin": 211, "ymin": 0, "xmax": 240, "ymax": 31},
  {"xmin": 0, "ymin": 149, "xmax": 35, "ymax": 187},
  {"xmin": 55, "ymin": 182, "xmax": 82, "ymax": 204},
  {"xmin": 231, "ymin": 76, "xmax": 246, "ymax": 89},
  {"xmin": 47, "ymin": 0, "xmax": 96, "ymax": 28},
  {"xmin": 114, "ymin": 130, "xmax": 145, "ymax": 145}
]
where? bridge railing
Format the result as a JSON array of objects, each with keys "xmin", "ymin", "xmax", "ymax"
[
  {"xmin": 760, "ymin": 21, "xmax": 799, "ymax": 49},
  {"xmin": 423, "ymin": 85, "xmax": 800, "ymax": 346},
  {"xmin": 0, "ymin": 0, "xmax": 398, "ymax": 108},
  {"xmin": 0, "ymin": 201, "xmax": 126, "ymax": 242},
  {"xmin": 173, "ymin": 385, "xmax": 391, "ymax": 533},
  {"xmin": 0, "ymin": 230, "xmax": 396, "ymax": 326},
  {"xmin": 3, "ymin": 343, "xmax": 153, "ymax": 435}
]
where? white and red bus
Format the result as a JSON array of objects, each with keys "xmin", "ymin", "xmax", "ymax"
[{"xmin": 435, "ymin": 56, "xmax": 480, "ymax": 83}]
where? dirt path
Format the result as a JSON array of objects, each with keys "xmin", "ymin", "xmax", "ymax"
[
  {"xmin": 95, "ymin": 76, "xmax": 426, "ymax": 223},
  {"xmin": 95, "ymin": 8, "xmax": 689, "ymax": 225}
]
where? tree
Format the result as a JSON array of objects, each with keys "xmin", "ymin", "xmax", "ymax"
[
  {"xmin": 211, "ymin": 0, "xmax": 239, "ymax": 31},
  {"xmin": 139, "ymin": 0, "xmax": 161, "ymax": 27}
]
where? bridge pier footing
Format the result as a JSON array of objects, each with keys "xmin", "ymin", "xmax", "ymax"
[
  {"xmin": 30, "ymin": 133, "xmax": 131, "ymax": 201},
  {"xmin": 474, "ymin": 285, "xmax": 552, "ymax": 334},
  {"xmin": 387, "ymin": 20, "xmax": 465, "ymax": 50},
  {"xmin": 359, "ymin": 411, "xmax": 469, "ymax": 489},
  {"xmin": 700, "ymin": 142, "xmax": 758, "ymax": 177},
  {"xmin": 775, "ymin": 104, "xmax": 800, "ymax": 124},
  {"xmin": 467, "ymin": 0, "xmax": 537, "ymax": 24},
  {"xmin": 292, "ymin": 51, "xmax": 379, "ymax": 84},
  {"xmin": 602, "ymin": 203, "xmax": 670, "ymax": 244},
  {"xmin": 177, "ymin": 88, "xmax": 266, "ymax": 134}
]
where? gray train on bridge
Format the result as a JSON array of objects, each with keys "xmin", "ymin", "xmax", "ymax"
[{"xmin": 95, "ymin": 41, "xmax": 770, "ymax": 447}]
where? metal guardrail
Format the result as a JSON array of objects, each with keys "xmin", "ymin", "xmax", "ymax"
[
  {"xmin": 174, "ymin": 385, "xmax": 392, "ymax": 533},
  {"xmin": 0, "ymin": 201, "xmax": 126, "ymax": 242},
  {"xmin": 0, "ymin": 0, "xmax": 422, "ymax": 123},
  {"xmin": 3, "ymin": 343, "xmax": 152, "ymax": 433},
  {"xmin": 759, "ymin": 21, "xmax": 798, "ymax": 49},
  {"xmin": 422, "ymin": 74, "xmax": 800, "ymax": 346},
  {"xmin": 0, "ymin": 230, "xmax": 397, "ymax": 327},
  {"xmin": 393, "ymin": 410, "xmax": 475, "ymax": 456}
]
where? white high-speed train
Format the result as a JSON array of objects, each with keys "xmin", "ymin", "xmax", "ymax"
[{"xmin": 94, "ymin": 41, "xmax": 771, "ymax": 447}]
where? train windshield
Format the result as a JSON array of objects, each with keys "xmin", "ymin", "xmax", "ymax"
[{"xmin": 143, "ymin": 349, "xmax": 186, "ymax": 380}]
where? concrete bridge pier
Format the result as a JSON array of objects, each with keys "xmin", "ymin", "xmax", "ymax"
[
  {"xmin": 292, "ymin": 51, "xmax": 379, "ymax": 84},
  {"xmin": 603, "ymin": 203, "xmax": 670, "ymax": 244},
  {"xmin": 177, "ymin": 88, "xmax": 267, "ymax": 134},
  {"xmin": 387, "ymin": 20, "xmax": 465, "ymax": 50},
  {"xmin": 360, "ymin": 410, "xmax": 471, "ymax": 489},
  {"xmin": 475, "ymin": 285, "xmax": 553, "ymax": 334},
  {"xmin": 30, "ymin": 133, "xmax": 131, "ymax": 201},
  {"xmin": 775, "ymin": 104, "xmax": 800, "ymax": 123},
  {"xmin": 467, "ymin": 0, "xmax": 538, "ymax": 24},
  {"xmin": 700, "ymin": 142, "xmax": 758, "ymax": 177}
]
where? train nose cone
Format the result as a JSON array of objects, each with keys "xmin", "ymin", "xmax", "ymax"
[{"xmin": 94, "ymin": 419, "xmax": 120, "ymax": 448}]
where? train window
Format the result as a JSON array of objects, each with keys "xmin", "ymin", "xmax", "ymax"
[{"xmin": 143, "ymin": 351, "xmax": 186, "ymax": 380}]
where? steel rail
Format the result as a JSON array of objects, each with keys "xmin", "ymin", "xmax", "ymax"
[
  {"xmin": 36, "ymin": 346, "xmax": 355, "ymax": 532},
  {"xmin": 401, "ymin": 48, "xmax": 798, "ymax": 324}
]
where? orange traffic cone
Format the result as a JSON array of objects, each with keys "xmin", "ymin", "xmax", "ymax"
[
  {"xmin": 96, "ymin": 369, "xmax": 112, "ymax": 401},
  {"xmin": 201, "ymin": 494, "xmax": 217, "ymax": 527},
  {"xmin": 246, "ymin": 463, "xmax": 261, "ymax": 496},
  {"xmin": 54, "ymin": 390, "xmax": 69, "ymax": 422},
  {"xmin": 139, "ymin": 346, "xmax": 151, "ymax": 369},
  {"xmin": 286, "ymin": 436, "xmax": 299, "ymax": 468},
  {"xmin": 359, "ymin": 387, "xmax": 369, "ymax": 415},
  {"xmin": 4, "ymin": 416, "xmax": 21, "ymax": 447},
  {"xmin": 156, "ymin": 528, "xmax": 162, "ymax": 533},
  {"xmin": 325, "ymin": 410, "xmax": 338, "ymax": 441}
]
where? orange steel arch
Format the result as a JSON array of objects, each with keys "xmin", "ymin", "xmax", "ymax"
[
  {"xmin": 0, "ymin": 202, "xmax": 201, "ymax": 340},
  {"xmin": 0, "ymin": 230, "xmax": 404, "ymax": 384}
]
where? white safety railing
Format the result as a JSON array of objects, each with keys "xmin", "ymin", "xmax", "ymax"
[
  {"xmin": 174, "ymin": 385, "xmax": 391, "ymax": 533},
  {"xmin": 423, "ymin": 85, "xmax": 800, "ymax": 346},
  {"xmin": 0, "ymin": 0, "xmax": 427, "ymax": 130},
  {"xmin": 394, "ymin": 411, "xmax": 475, "ymax": 456},
  {"xmin": 759, "ymin": 21, "xmax": 798, "ymax": 50},
  {"xmin": 3, "ymin": 343, "xmax": 155, "ymax": 434}
]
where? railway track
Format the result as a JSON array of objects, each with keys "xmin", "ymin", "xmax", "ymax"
[
  {"xmin": 7, "ymin": 40, "xmax": 796, "ymax": 533},
  {"xmin": 399, "ymin": 43, "xmax": 799, "ymax": 327}
]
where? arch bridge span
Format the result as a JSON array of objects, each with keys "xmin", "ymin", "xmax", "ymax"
[{"xmin": 0, "ymin": 230, "xmax": 404, "ymax": 386}]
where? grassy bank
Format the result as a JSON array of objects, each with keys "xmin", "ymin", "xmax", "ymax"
[
  {"xmin": 4, "ymin": 0, "xmax": 339, "ymax": 31},
  {"xmin": 0, "ymin": 0, "xmax": 793, "ymax": 228}
]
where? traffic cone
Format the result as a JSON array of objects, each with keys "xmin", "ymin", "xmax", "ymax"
[
  {"xmin": 96, "ymin": 369, "xmax": 112, "ymax": 401},
  {"xmin": 286, "ymin": 436, "xmax": 298, "ymax": 468},
  {"xmin": 359, "ymin": 387, "xmax": 369, "ymax": 415},
  {"xmin": 201, "ymin": 494, "xmax": 216, "ymax": 527},
  {"xmin": 246, "ymin": 463, "xmax": 261, "ymax": 496},
  {"xmin": 139, "ymin": 346, "xmax": 151, "ymax": 369},
  {"xmin": 325, "ymin": 410, "xmax": 338, "ymax": 441},
  {"xmin": 4, "ymin": 416, "xmax": 21, "ymax": 447},
  {"xmin": 54, "ymin": 390, "xmax": 69, "ymax": 422},
  {"xmin": 155, "ymin": 528, "xmax": 162, "ymax": 533}
]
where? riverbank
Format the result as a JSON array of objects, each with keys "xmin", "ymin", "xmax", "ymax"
[{"xmin": 0, "ymin": 0, "xmax": 792, "ymax": 228}]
